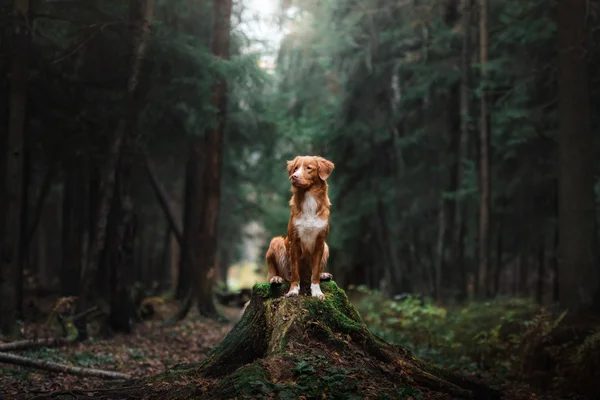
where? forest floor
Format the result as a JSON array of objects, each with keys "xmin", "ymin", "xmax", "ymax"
[{"xmin": 0, "ymin": 291, "xmax": 591, "ymax": 400}]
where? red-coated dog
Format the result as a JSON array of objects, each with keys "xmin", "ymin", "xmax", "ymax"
[{"xmin": 265, "ymin": 155, "xmax": 334, "ymax": 300}]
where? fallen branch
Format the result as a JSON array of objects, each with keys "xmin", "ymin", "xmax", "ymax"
[
  {"xmin": 0, "ymin": 352, "xmax": 131, "ymax": 380},
  {"xmin": 0, "ymin": 338, "xmax": 71, "ymax": 352},
  {"xmin": 29, "ymin": 386, "xmax": 143, "ymax": 400}
]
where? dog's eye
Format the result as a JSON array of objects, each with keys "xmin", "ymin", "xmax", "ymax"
[
  {"xmin": 294, "ymin": 166, "xmax": 299, "ymax": 171},
  {"xmin": 306, "ymin": 166, "xmax": 312, "ymax": 170}
]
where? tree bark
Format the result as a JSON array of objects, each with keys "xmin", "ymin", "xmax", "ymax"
[
  {"xmin": 143, "ymin": 152, "xmax": 183, "ymax": 244},
  {"xmin": 0, "ymin": 0, "xmax": 30, "ymax": 335},
  {"xmin": 108, "ymin": 0, "xmax": 155, "ymax": 333},
  {"xmin": 191, "ymin": 0, "xmax": 233, "ymax": 317},
  {"xmin": 477, "ymin": 0, "xmax": 491, "ymax": 299},
  {"xmin": 557, "ymin": 0, "xmax": 599, "ymax": 312},
  {"xmin": 61, "ymin": 156, "xmax": 86, "ymax": 297},
  {"xmin": 77, "ymin": 0, "xmax": 154, "ymax": 337},
  {"xmin": 453, "ymin": 0, "xmax": 473, "ymax": 302},
  {"xmin": 536, "ymin": 242, "xmax": 545, "ymax": 304}
]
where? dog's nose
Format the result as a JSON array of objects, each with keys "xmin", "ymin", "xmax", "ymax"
[{"xmin": 291, "ymin": 174, "xmax": 298, "ymax": 181}]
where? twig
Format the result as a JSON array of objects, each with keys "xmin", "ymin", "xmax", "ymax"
[{"xmin": 0, "ymin": 352, "xmax": 131, "ymax": 380}]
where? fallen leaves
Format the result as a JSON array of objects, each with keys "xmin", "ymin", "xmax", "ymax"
[{"xmin": 0, "ymin": 304, "xmax": 239, "ymax": 400}]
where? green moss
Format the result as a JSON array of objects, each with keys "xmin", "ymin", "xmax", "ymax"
[
  {"xmin": 252, "ymin": 282, "xmax": 290, "ymax": 299},
  {"xmin": 210, "ymin": 363, "xmax": 270, "ymax": 398},
  {"xmin": 252, "ymin": 283, "xmax": 272, "ymax": 298}
]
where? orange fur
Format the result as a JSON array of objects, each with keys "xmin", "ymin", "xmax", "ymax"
[{"xmin": 265, "ymin": 156, "xmax": 334, "ymax": 299}]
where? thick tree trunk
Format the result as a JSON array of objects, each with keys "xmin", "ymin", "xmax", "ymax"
[
  {"xmin": 0, "ymin": 0, "xmax": 30, "ymax": 335},
  {"xmin": 477, "ymin": 0, "xmax": 491, "ymax": 299},
  {"xmin": 192, "ymin": 0, "xmax": 233, "ymax": 317},
  {"xmin": 557, "ymin": 0, "xmax": 598, "ymax": 312}
]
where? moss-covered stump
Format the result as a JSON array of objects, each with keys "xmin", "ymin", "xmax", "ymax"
[{"xmin": 47, "ymin": 282, "xmax": 498, "ymax": 400}]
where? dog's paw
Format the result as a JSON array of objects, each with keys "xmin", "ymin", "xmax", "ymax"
[
  {"xmin": 284, "ymin": 285, "xmax": 300, "ymax": 297},
  {"xmin": 319, "ymin": 272, "xmax": 333, "ymax": 281},
  {"xmin": 311, "ymin": 283, "xmax": 325, "ymax": 300},
  {"xmin": 269, "ymin": 276, "xmax": 284, "ymax": 284}
]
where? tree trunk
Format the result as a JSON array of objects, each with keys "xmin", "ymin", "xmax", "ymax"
[
  {"xmin": 435, "ymin": 197, "xmax": 445, "ymax": 303},
  {"xmin": 143, "ymin": 153, "xmax": 183, "ymax": 244},
  {"xmin": 493, "ymin": 215, "xmax": 503, "ymax": 296},
  {"xmin": 77, "ymin": 0, "xmax": 154, "ymax": 338},
  {"xmin": 477, "ymin": 0, "xmax": 491, "ymax": 299},
  {"xmin": 61, "ymin": 156, "xmax": 86, "ymax": 297},
  {"xmin": 453, "ymin": 0, "xmax": 473, "ymax": 303},
  {"xmin": 17, "ymin": 136, "xmax": 30, "ymax": 319},
  {"xmin": 0, "ymin": 0, "xmax": 30, "ymax": 335},
  {"xmin": 176, "ymin": 157, "xmax": 195, "ymax": 300},
  {"xmin": 192, "ymin": 0, "xmax": 233, "ymax": 317},
  {"xmin": 536, "ymin": 242, "xmax": 545, "ymax": 304},
  {"xmin": 557, "ymin": 0, "xmax": 598, "ymax": 312},
  {"xmin": 108, "ymin": 0, "xmax": 155, "ymax": 333}
]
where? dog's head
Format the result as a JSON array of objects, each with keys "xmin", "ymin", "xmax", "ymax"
[{"xmin": 286, "ymin": 155, "xmax": 334, "ymax": 189}]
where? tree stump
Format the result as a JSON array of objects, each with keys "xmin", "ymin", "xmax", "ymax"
[{"xmin": 45, "ymin": 282, "xmax": 499, "ymax": 399}]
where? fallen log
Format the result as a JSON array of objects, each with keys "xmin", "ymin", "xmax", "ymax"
[
  {"xmin": 0, "ymin": 338, "xmax": 70, "ymax": 352},
  {"xmin": 0, "ymin": 352, "xmax": 131, "ymax": 380}
]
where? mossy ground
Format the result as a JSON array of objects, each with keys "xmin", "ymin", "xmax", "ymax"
[{"xmin": 37, "ymin": 281, "xmax": 497, "ymax": 400}]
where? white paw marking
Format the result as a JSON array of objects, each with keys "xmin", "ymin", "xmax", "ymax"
[
  {"xmin": 270, "ymin": 276, "xmax": 284, "ymax": 284},
  {"xmin": 285, "ymin": 285, "xmax": 300, "ymax": 297},
  {"xmin": 311, "ymin": 283, "xmax": 325, "ymax": 300},
  {"xmin": 320, "ymin": 272, "xmax": 333, "ymax": 281},
  {"xmin": 294, "ymin": 193, "xmax": 327, "ymax": 253}
]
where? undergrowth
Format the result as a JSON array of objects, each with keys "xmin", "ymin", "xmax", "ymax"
[{"xmin": 350, "ymin": 285, "xmax": 600, "ymax": 397}]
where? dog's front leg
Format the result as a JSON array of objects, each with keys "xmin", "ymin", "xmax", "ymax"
[
  {"xmin": 310, "ymin": 240, "xmax": 326, "ymax": 300},
  {"xmin": 285, "ymin": 243, "xmax": 301, "ymax": 297}
]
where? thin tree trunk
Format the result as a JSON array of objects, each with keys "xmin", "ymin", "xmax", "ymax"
[
  {"xmin": 453, "ymin": 0, "xmax": 473, "ymax": 303},
  {"xmin": 109, "ymin": 0, "xmax": 155, "ymax": 333},
  {"xmin": 557, "ymin": 0, "xmax": 598, "ymax": 312},
  {"xmin": 17, "ymin": 137, "xmax": 30, "ymax": 319},
  {"xmin": 143, "ymin": 153, "xmax": 183, "ymax": 244},
  {"xmin": 435, "ymin": 198, "xmax": 445, "ymax": 303},
  {"xmin": 25, "ymin": 160, "xmax": 56, "ymax": 249},
  {"xmin": 61, "ymin": 157, "xmax": 86, "ymax": 297},
  {"xmin": 493, "ymin": 215, "xmax": 503, "ymax": 296},
  {"xmin": 77, "ymin": 0, "xmax": 154, "ymax": 338},
  {"xmin": 536, "ymin": 242, "xmax": 545, "ymax": 304},
  {"xmin": 477, "ymin": 0, "xmax": 491, "ymax": 299},
  {"xmin": 1, "ymin": 0, "xmax": 30, "ymax": 335},
  {"xmin": 192, "ymin": 0, "xmax": 233, "ymax": 317},
  {"xmin": 552, "ymin": 223, "xmax": 559, "ymax": 303},
  {"xmin": 176, "ymin": 157, "xmax": 195, "ymax": 300}
]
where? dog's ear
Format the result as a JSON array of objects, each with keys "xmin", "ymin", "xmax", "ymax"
[
  {"xmin": 286, "ymin": 157, "xmax": 299, "ymax": 176},
  {"xmin": 316, "ymin": 157, "xmax": 334, "ymax": 181}
]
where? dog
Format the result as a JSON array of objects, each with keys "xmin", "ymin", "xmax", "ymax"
[{"xmin": 265, "ymin": 155, "xmax": 335, "ymax": 300}]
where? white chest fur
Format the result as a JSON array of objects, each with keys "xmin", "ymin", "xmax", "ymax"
[{"xmin": 293, "ymin": 194, "xmax": 327, "ymax": 253}]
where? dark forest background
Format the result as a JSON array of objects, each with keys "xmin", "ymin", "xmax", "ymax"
[{"xmin": 1, "ymin": 0, "xmax": 599, "ymax": 398}]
